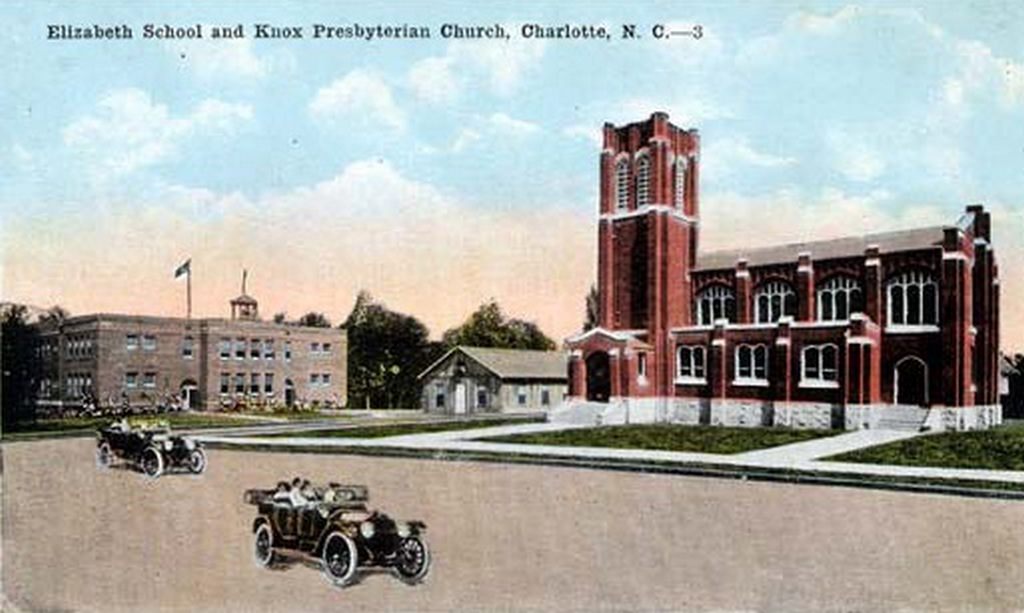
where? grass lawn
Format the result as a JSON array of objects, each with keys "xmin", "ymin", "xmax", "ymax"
[
  {"xmin": 482, "ymin": 424, "xmax": 836, "ymax": 455},
  {"xmin": 3, "ymin": 412, "xmax": 280, "ymax": 438},
  {"xmin": 829, "ymin": 423, "xmax": 1024, "ymax": 470},
  {"xmin": 267, "ymin": 417, "xmax": 543, "ymax": 439}
]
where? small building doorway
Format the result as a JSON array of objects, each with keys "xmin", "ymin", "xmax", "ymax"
[
  {"xmin": 895, "ymin": 356, "xmax": 929, "ymax": 406},
  {"xmin": 586, "ymin": 351, "xmax": 611, "ymax": 403},
  {"xmin": 284, "ymin": 379, "xmax": 295, "ymax": 407}
]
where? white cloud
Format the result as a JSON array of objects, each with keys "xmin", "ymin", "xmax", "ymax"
[
  {"xmin": 826, "ymin": 129, "xmax": 886, "ymax": 182},
  {"xmin": 309, "ymin": 69, "xmax": 406, "ymax": 131},
  {"xmin": 487, "ymin": 112, "xmax": 540, "ymax": 136},
  {"xmin": 169, "ymin": 37, "xmax": 272, "ymax": 81},
  {"xmin": 701, "ymin": 136, "xmax": 796, "ymax": 181},
  {"xmin": 406, "ymin": 32, "xmax": 547, "ymax": 103},
  {"xmin": 562, "ymin": 124, "xmax": 603, "ymax": 148},
  {"xmin": 448, "ymin": 113, "xmax": 540, "ymax": 153},
  {"xmin": 787, "ymin": 5, "xmax": 863, "ymax": 35},
  {"xmin": 62, "ymin": 88, "xmax": 252, "ymax": 181}
]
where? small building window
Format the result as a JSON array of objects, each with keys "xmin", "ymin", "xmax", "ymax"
[
  {"xmin": 182, "ymin": 336, "xmax": 194, "ymax": 359},
  {"xmin": 755, "ymin": 281, "xmax": 797, "ymax": 324},
  {"xmin": 435, "ymin": 383, "xmax": 446, "ymax": 409},
  {"xmin": 735, "ymin": 344, "xmax": 769, "ymax": 383},
  {"xmin": 220, "ymin": 373, "xmax": 229, "ymax": 395},
  {"xmin": 477, "ymin": 388, "xmax": 488, "ymax": 408},
  {"xmin": 818, "ymin": 276, "xmax": 862, "ymax": 322},
  {"xmin": 142, "ymin": 372, "xmax": 156, "ymax": 388},
  {"xmin": 125, "ymin": 334, "xmax": 139, "ymax": 350},
  {"xmin": 887, "ymin": 271, "xmax": 939, "ymax": 326},
  {"xmin": 635, "ymin": 154, "xmax": 650, "ymax": 208},
  {"xmin": 676, "ymin": 346, "xmax": 706, "ymax": 381},
  {"xmin": 125, "ymin": 372, "xmax": 138, "ymax": 388},
  {"xmin": 695, "ymin": 285, "xmax": 735, "ymax": 325},
  {"xmin": 517, "ymin": 386, "xmax": 528, "ymax": 406},
  {"xmin": 615, "ymin": 158, "xmax": 629, "ymax": 210},
  {"xmin": 142, "ymin": 335, "xmax": 157, "ymax": 351},
  {"xmin": 802, "ymin": 344, "xmax": 839, "ymax": 386},
  {"xmin": 541, "ymin": 388, "xmax": 551, "ymax": 406}
]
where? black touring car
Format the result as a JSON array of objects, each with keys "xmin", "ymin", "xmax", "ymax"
[
  {"xmin": 244, "ymin": 480, "xmax": 430, "ymax": 587},
  {"xmin": 96, "ymin": 419, "xmax": 207, "ymax": 478}
]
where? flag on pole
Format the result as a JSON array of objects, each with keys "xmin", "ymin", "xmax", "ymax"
[{"xmin": 174, "ymin": 258, "xmax": 191, "ymax": 279}]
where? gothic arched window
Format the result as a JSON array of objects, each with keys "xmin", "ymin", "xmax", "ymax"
[
  {"xmin": 674, "ymin": 157, "xmax": 687, "ymax": 209},
  {"xmin": 695, "ymin": 285, "xmax": 735, "ymax": 325},
  {"xmin": 635, "ymin": 154, "xmax": 650, "ymax": 208},
  {"xmin": 817, "ymin": 276, "xmax": 862, "ymax": 321},
  {"xmin": 735, "ymin": 344, "xmax": 769, "ymax": 382},
  {"xmin": 754, "ymin": 281, "xmax": 796, "ymax": 324},
  {"xmin": 615, "ymin": 158, "xmax": 629, "ymax": 211},
  {"xmin": 887, "ymin": 271, "xmax": 938, "ymax": 326},
  {"xmin": 802, "ymin": 344, "xmax": 839, "ymax": 383}
]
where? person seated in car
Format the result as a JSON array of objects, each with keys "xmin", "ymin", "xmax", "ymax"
[
  {"xmin": 299, "ymin": 480, "xmax": 318, "ymax": 504},
  {"xmin": 272, "ymin": 481, "xmax": 291, "ymax": 504},
  {"xmin": 288, "ymin": 477, "xmax": 307, "ymax": 507}
]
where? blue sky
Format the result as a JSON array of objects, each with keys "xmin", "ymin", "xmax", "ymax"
[{"xmin": 2, "ymin": 1, "xmax": 1023, "ymax": 347}]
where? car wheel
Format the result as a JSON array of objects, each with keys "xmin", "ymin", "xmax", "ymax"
[
  {"xmin": 96, "ymin": 442, "xmax": 113, "ymax": 469},
  {"xmin": 393, "ymin": 536, "xmax": 431, "ymax": 584},
  {"xmin": 253, "ymin": 523, "xmax": 276, "ymax": 568},
  {"xmin": 321, "ymin": 531, "xmax": 358, "ymax": 586},
  {"xmin": 187, "ymin": 448, "xmax": 207, "ymax": 474},
  {"xmin": 141, "ymin": 446, "xmax": 164, "ymax": 478}
]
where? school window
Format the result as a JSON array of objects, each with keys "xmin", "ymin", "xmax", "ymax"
[
  {"xmin": 311, "ymin": 342, "xmax": 321, "ymax": 355},
  {"xmin": 322, "ymin": 343, "xmax": 332, "ymax": 354},
  {"xmin": 142, "ymin": 335, "xmax": 157, "ymax": 351},
  {"xmin": 234, "ymin": 338, "xmax": 246, "ymax": 359},
  {"xmin": 142, "ymin": 372, "xmax": 156, "ymax": 388},
  {"xmin": 735, "ymin": 344, "xmax": 769, "ymax": 382},
  {"xmin": 802, "ymin": 344, "xmax": 838, "ymax": 384},
  {"xmin": 125, "ymin": 372, "xmax": 138, "ymax": 388},
  {"xmin": 250, "ymin": 339, "xmax": 261, "ymax": 359},
  {"xmin": 219, "ymin": 339, "xmax": 231, "ymax": 360},
  {"xmin": 310, "ymin": 373, "xmax": 320, "ymax": 385},
  {"xmin": 220, "ymin": 373, "xmax": 229, "ymax": 395},
  {"xmin": 263, "ymin": 339, "xmax": 275, "ymax": 360},
  {"xmin": 676, "ymin": 346, "xmax": 706, "ymax": 381},
  {"xmin": 182, "ymin": 336, "xmax": 194, "ymax": 359},
  {"xmin": 234, "ymin": 373, "xmax": 245, "ymax": 394},
  {"xmin": 250, "ymin": 373, "xmax": 260, "ymax": 394},
  {"xmin": 125, "ymin": 334, "xmax": 139, "ymax": 350},
  {"xmin": 321, "ymin": 373, "xmax": 331, "ymax": 386},
  {"xmin": 284, "ymin": 341, "xmax": 292, "ymax": 361},
  {"xmin": 264, "ymin": 373, "xmax": 274, "ymax": 394}
]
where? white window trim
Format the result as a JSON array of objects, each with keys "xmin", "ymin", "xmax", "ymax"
[
  {"xmin": 635, "ymin": 154, "xmax": 651, "ymax": 208},
  {"xmin": 615, "ymin": 158, "xmax": 629, "ymax": 211},
  {"xmin": 800, "ymin": 344, "xmax": 839, "ymax": 387},
  {"xmin": 754, "ymin": 281, "xmax": 795, "ymax": 324},
  {"xmin": 734, "ymin": 344, "xmax": 769, "ymax": 384},
  {"xmin": 887, "ymin": 271, "xmax": 939, "ymax": 327},
  {"xmin": 675, "ymin": 345, "xmax": 706, "ymax": 382},
  {"xmin": 817, "ymin": 276, "xmax": 862, "ymax": 322},
  {"xmin": 885, "ymin": 324, "xmax": 941, "ymax": 334},
  {"xmin": 675, "ymin": 375, "xmax": 707, "ymax": 386},
  {"xmin": 695, "ymin": 285, "xmax": 735, "ymax": 326}
]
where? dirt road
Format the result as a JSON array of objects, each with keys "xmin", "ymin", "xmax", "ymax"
[{"xmin": 3, "ymin": 437, "xmax": 1024, "ymax": 612}]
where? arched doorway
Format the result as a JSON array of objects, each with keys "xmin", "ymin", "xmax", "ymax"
[
  {"xmin": 895, "ymin": 356, "xmax": 928, "ymax": 406},
  {"xmin": 284, "ymin": 379, "xmax": 295, "ymax": 407},
  {"xmin": 586, "ymin": 351, "xmax": 611, "ymax": 403},
  {"xmin": 180, "ymin": 380, "xmax": 199, "ymax": 411}
]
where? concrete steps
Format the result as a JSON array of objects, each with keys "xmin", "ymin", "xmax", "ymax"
[{"xmin": 876, "ymin": 405, "xmax": 931, "ymax": 431}]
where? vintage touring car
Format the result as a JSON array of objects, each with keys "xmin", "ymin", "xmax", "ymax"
[
  {"xmin": 95, "ymin": 419, "xmax": 207, "ymax": 478},
  {"xmin": 244, "ymin": 481, "xmax": 431, "ymax": 587}
]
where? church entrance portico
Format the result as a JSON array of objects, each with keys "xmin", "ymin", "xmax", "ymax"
[{"xmin": 585, "ymin": 351, "xmax": 611, "ymax": 402}]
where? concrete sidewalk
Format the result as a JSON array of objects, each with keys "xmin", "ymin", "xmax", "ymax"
[{"xmin": 733, "ymin": 429, "xmax": 921, "ymax": 465}]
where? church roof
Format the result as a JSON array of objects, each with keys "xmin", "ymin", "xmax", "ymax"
[
  {"xmin": 694, "ymin": 225, "xmax": 946, "ymax": 271},
  {"xmin": 419, "ymin": 346, "xmax": 567, "ymax": 381}
]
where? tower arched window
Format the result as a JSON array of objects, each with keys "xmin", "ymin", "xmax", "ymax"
[
  {"xmin": 615, "ymin": 158, "xmax": 629, "ymax": 211},
  {"xmin": 817, "ymin": 276, "xmax": 862, "ymax": 321},
  {"xmin": 887, "ymin": 271, "xmax": 938, "ymax": 326},
  {"xmin": 674, "ymin": 157, "xmax": 687, "ymax": 209},
  {"xmin": 635, "ymin": 154, "xmax": 650, "ymax": 208},
  {"xmin": 735, "ymin": 344, "xmax": 769, "ymax": 382},
  {"xmin": 754, "ymin": 281, "xmax": 796, "ymax": 324},
  {"xmin": 695, "ymin": 285, "xmax": 735, "ymax": 325}
]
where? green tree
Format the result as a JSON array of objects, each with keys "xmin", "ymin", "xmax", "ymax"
[
  {"xmin": 272, "ymin": 312, "xmax": 287, "ymax": 324},
  {"xmin": 583, "ymin": 284, "xmax": 599, "ymax": 331},
  {"xmin": 296, "ymin": 312, "xmax": 332, "ymax": 328},
  {"xmin": 344, "ymin": 291, "xmax": 435, "ymax": 409},
  {"xmin": 1, "ymin": 304, "xmax": 41, "ymax": 425},
  {"xmin": 442, "ymin": 300, "xmax": 556, "ymax": 350}
]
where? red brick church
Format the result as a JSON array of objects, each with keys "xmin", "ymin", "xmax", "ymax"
[{"xmin": 559, "ymin": 112, "xmax": 1001, "ymax": 431}]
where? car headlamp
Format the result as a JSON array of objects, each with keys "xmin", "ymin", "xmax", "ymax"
[
  {"xmin": 185, "ymin": 439, "xmax": 196, "ymax": 450},
  {"xmin": 163, "ymin": 440, "xmax": 173, "ymax": 451},
  {"xmin": 359, "ymin": 521, "xmax": 376, "ymax": 539},
  {"xmin": 397, "ymin": 523, "xmax": 411, "ymax": 538}
]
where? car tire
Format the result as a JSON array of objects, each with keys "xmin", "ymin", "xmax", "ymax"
[
  {"xmin": 253, "ymin": 522, "xmax": 276, "ymax": 568},
  {"xmin": 96, "ymin": 442, "xmax": 113, "ymax": 469},
  {"xmin": 141, "ymin": 446, "xmax": 164, "ymax": 478},
  {"xmin": 393, "ymin": 536, "xmax": 431, "ymax": 584},
  {"xmin": 187, "ymin": 448, "xmax": 207, "ymax": 474},
  {"xmin": 321, "ymin": 531, "xmax": 358, "ymax": 586}
]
